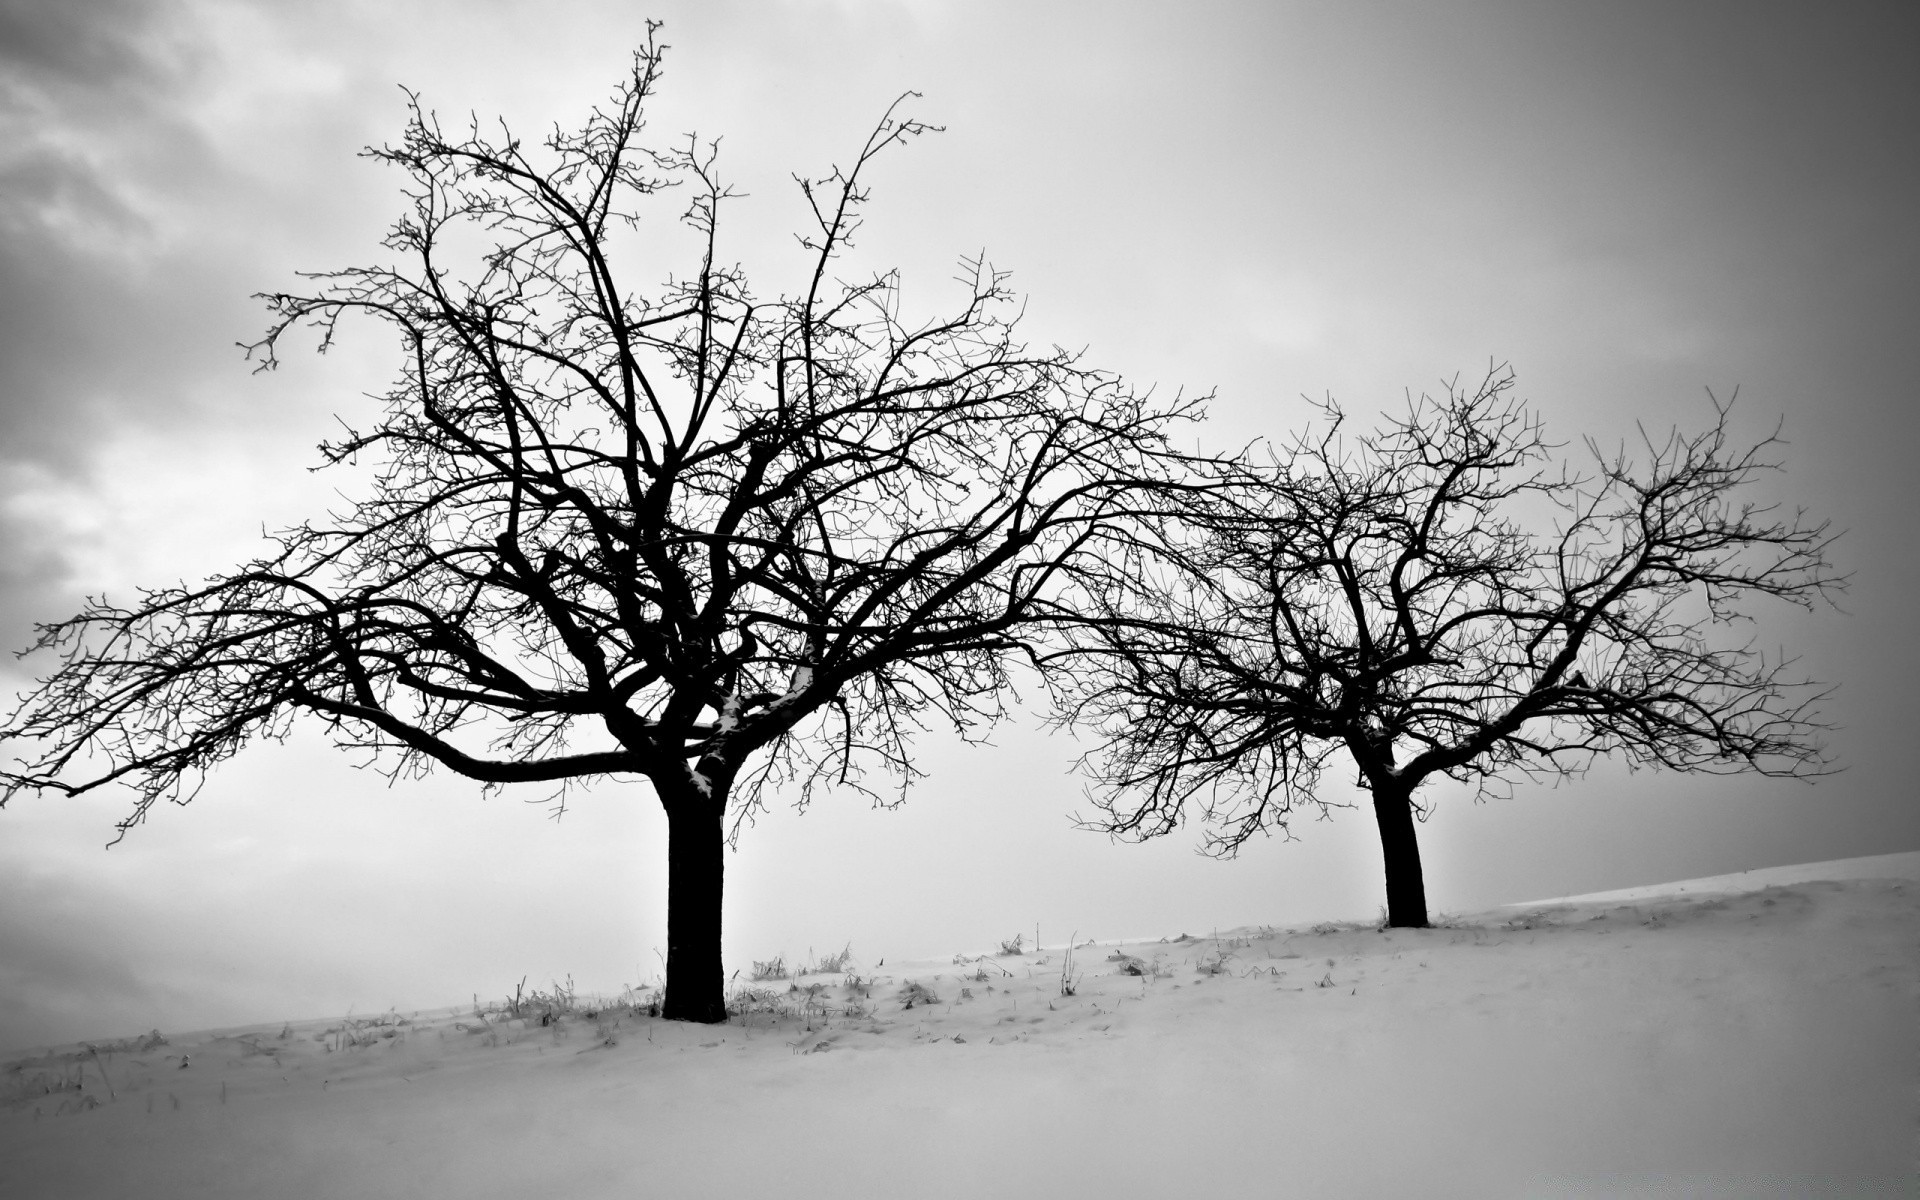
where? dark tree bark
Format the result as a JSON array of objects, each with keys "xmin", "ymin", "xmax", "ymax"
[
  {"xmin": 1368, "ymin": 777, "xmax": 1429, "ymax": 928},
  {"xmin": 661, "ymin": 787, "xmax": 728, "ymax": 1023},
  {"xmin": 0, "ymin": 30, "xmax": 1204, "ymax": 1021},
  {"xmin": 1054, "ymin": 365, "xmax": 1841, "ymax": 924}
]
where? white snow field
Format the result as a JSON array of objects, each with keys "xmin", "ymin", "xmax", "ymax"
[{"xmin": 3, "ymin": 853, "xmax": 1915, "ymax": 1199}]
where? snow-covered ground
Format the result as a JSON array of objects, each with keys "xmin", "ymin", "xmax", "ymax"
[{"xmin": 3, "ymin": 853, "xmax": 1915, "ymax": 1198}]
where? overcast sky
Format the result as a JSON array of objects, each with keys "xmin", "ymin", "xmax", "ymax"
[{"xmin": 2, "ymin": 0, "xmax": 1915, "ymax": 1053}]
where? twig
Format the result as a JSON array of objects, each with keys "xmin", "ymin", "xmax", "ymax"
[{"xmin": 84, "ymin": 1044, "xmax": 116, "ymax": 1102}]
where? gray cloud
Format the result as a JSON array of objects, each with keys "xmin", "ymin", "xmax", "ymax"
[
  {"xmin": 0, "ymin": 0, "xmax": 179, "ymax": 89},
  {"xmin": 0, "ymin": 1, "xmax": 367, "ymax": 663},
  {"xmin": 0, "ymin": 0, "xmax": 201, "ymax": 653}
]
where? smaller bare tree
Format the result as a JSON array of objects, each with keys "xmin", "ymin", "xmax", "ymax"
[{"xmin": 1056, "ymin": 366, "xmax": 1842, "ymax": 927}]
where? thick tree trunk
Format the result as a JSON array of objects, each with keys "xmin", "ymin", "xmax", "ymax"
[
  {"xmin": 1370, "ymin": 778, "xmax": 1430, "ymax": 928},
  {"xmin": 661, "ymin": 797, "xmax": 728, "ymax": 1023}
]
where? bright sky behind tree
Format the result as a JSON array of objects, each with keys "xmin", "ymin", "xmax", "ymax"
[{"xmin": 2, "ymin": 0, "xmax": 1915, "ymax": 1052}]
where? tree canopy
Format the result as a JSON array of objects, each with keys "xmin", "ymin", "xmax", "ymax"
[{"xmin": 1055, "ymin": 367, "xmax": 1841, "ymax": 926}]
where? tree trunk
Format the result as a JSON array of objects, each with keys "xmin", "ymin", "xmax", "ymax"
[
  {"xmin": 661, "ymin": 795, "xmax": 728, "ymax": 1023},
  {"xmin": 1370, "ymin": 778, "xmax": 1430, "ymax": 928}
]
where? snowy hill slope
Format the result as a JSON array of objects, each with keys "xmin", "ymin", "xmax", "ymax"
[{"xmin": 3, "ymin": 854, "xmax": 1915, "ymax": 1198}]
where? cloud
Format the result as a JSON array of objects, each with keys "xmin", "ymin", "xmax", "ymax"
[
  {"xmin": 0, "ymin": 1, "xmax": 200, "ymax": 650},
  {"xmin": 0, "ymin": 0, "xmax": 180, "ymax": 89},
  {"xmin": 0, "ymin": 0, "xmax": 384, "ymax": 663}
]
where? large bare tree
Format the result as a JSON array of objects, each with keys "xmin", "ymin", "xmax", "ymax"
[
  {"xmin": 1056, "ymin": 367, "xmax": 1841, "ymax": 927},
  {"xmin": 0, "ymin": 33, "xmax": 1202, "ymax": 1020}
]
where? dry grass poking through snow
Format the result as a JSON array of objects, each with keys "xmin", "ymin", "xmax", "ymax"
[{"xmin": 2, "ymin": 854, "xmax": 1916, "ymax": 1198}]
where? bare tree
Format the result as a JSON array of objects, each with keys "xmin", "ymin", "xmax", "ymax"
[
  {"xmin": 1055, "ymin": 366, "xmax": 1841, "ymax": 927},
  {"xmin": 0, "ymin": 32, "xmax": 1202, "ymax": 1021}
]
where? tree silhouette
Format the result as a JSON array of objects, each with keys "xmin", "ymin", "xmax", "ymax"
[
  {"xmin": 0, "ymin": 32, "xmax": 1202, "ymax": 1020},
  {"xmin": 1056, "ymin": 367, "xmax": 1841, "ymax": 927}
]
